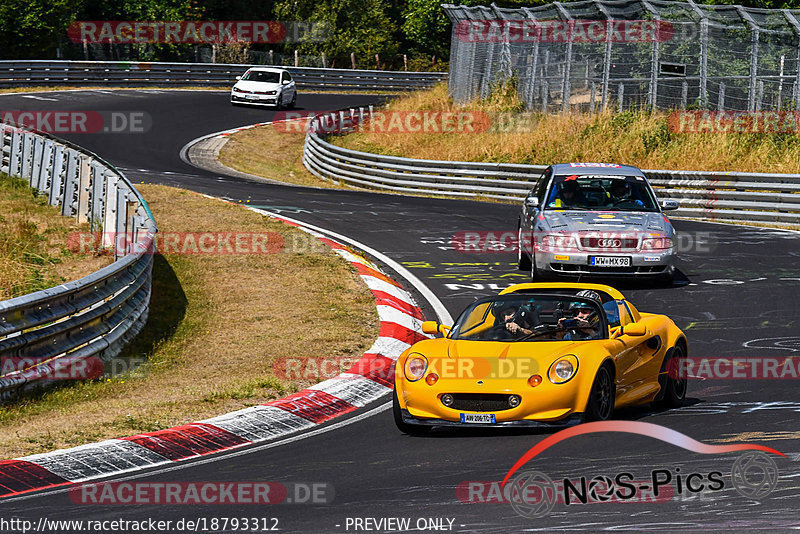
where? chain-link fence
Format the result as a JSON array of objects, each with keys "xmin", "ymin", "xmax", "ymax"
[{"xmin": 444, "ymin": 0, "xmax": 800, "ymax": 112}]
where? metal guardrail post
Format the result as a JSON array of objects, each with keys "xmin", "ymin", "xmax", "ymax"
[
  {"xmin": 77, "ymin": 156, "xmax": 91, "ymax": 224},
  {"xmin": 48, "ymin": 145, "xmax": 64, "ymax": 206},
  {"xmin": 62, "ymin": 150, "xmax": 79, "ymax": 217}
]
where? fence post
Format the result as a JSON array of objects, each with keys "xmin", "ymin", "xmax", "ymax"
[
  {"xmin": 618, "ymin": 83, "xmax": 625, "ymax": 113},
  {"xmin": 681, "ymin": 81, "xmax": 689, "ymax": 108},
  {"xmin": 718, "ymin": 82, "xmax": 726, "ymax": 111},
  {"xmin": 595, "ymin": 2, "xmax": 614, "ymax": 111},
  {"xmin": 756, "ymin": 80, "xmax": 764, "ymax": 111},
  {"xmin": 590, "ymin": 82, "xmax": 596, "ymax": 113},
  {"xmin": 700, "ymin": 18, "xmax": 708, "ymax": 108},
  {"xmin": 542, "ymin": 80, "xmax": 549, "ymax": 110}
]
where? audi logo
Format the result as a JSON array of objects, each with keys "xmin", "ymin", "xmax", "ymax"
[{"xmin": 597, "ymin": 239, "xmax": 622, "ymax": 247}]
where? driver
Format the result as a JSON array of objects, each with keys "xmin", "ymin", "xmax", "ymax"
[
  {"xmin": 551, "ymin": 177, "xmax": 587, "ymax": 208},
  {"xmin": 499, "ymin": 306, "xmax": 533, "ymax": 337},
  {"xmin": 607, "ymin": 180, "xmax": 644, "ymax": 208},
  {"xmin": 558, "ymin": 290, "xmax": 601, "ymax": 340}
]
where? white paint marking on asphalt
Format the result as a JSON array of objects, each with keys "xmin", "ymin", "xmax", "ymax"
[{"xmin": 20, "ymin": 95, "xmax": 58, "ymax": 101}]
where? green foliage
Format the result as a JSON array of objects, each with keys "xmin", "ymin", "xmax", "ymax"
[
  {"xmin": 402, "ymin": 0, "xmax": 453, "ymax": 59},
  {"xmin": 641, "ymin": 120, "xmax": 672, "ymax": 153},
  {"xmin": 0, "ymin": 0, "xmax": 82, "ymax": 59},
  {"xmin": 610, "ymin": 110, "xmax": 640, "ymax": 132},
  {"xmin": 273, "ymin": 0, "xmax": 399, "ymax": 67}
]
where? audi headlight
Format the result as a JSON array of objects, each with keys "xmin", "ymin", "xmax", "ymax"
[
  {"xmin": 404, "ymin": 353, "xmax": 428, "ymax": 382},
  {"xmin": 548, "ymin": 355, "xmax": 578, "ymax": 384},
  {"xmin": 539, "ymin": 234, "xmax": 578, "ymax": 251},
  {"xmin": 641, "ymin": 236, "xmax": 673, "ymax": 250}
]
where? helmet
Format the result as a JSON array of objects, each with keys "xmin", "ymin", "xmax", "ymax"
[{"xmin": 570, "ymin": 289, "xmax": 601, "ymax": 310}]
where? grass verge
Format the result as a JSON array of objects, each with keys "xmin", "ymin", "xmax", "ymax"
[
  {"xmin": 0, "ymin": 173, "xmax": 110, "ymax": 300},
  {"xmin": 334, "ymin": 83, "xmax": 800, "ymax": 174},
  {"xmin": 218, "ymin": 121, "xmax": 346, "ymax": 188},
  {"xmin": 0, "ymin": 185, "xmax": 378, "ymax": 458}
]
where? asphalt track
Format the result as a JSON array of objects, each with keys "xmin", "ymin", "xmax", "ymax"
[{"xmin": 2, "ymin": 90, "xmax": 800, "ymax": 532}]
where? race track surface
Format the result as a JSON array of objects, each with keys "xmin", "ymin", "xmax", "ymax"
[{"xmin": 1, "ymin": 90, "xmax": 799, "ymax": 532}]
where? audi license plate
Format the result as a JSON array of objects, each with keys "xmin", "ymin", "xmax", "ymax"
[
  {"xmin": 590, "ymin": 256, "xmax": 631, "ymax": 267},
  {"xmin": 460, "ymin": 413, "xmax": 496, "ymax": 424}
]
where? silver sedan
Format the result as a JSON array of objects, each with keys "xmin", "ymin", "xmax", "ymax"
[{"xmin": 518, "ymin": 163, "xmax": 679, "ymax": 282}]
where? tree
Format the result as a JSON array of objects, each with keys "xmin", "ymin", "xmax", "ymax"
[
  {"xmin": 273, "ymin": 0, "xmax": 399, "ymax": 67},
  {"xmin": 0, "ymin": 0, "xmax": 82, "ymax": 59}
]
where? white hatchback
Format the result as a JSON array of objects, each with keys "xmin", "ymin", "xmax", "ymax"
[{"xmin": 230, "ymin": 67, "xmax": 297, "ymax": 108}]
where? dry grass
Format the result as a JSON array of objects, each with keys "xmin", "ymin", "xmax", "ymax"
[
  {"xmin": 0, "ymin": 174, "xmax": 111, "ymax": 300},
  {"xmin": 334, "ymin": 83, "xmax": 800, "ymax": 174},
  {"xmin": 218, "ymin": 121, "xmax": 347, "ymax": 188},
  {"xmin": 0, "ymin": 185, "xmax": 378, "ymax": 458}
]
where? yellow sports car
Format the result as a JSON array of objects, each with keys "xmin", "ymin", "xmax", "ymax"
[{"xmin": 393, "ymin": 283, "xmax": 687, "ymax": 434}]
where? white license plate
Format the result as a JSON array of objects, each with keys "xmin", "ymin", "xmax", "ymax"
[
  {"xmin": 245, "ymin": 94, "xmax": 260, "ymax": 100},
  {"xmin": 590, "ymin": 256, "xmax": 631, "ymax": 267},
  {"xmin": 460, "ymin": 413, "xmax": 496, "ymax": 424}
]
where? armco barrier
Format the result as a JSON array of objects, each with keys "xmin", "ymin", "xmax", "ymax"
[
  {"xmin": 0, "ymin": 124, "xmax": 156, "ymax": 400},
  {"xmin": 303, "ymin": 107, "xmax": 800, "ymax": 226},
  {"xmin": 0, "ymin": 60, "xmax": 447, "ymax": 91}
]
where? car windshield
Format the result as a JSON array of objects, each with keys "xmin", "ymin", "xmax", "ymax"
[
  {"xmin": 545, "ymin": 175, "xmax": 659, "ymax": 212},
  {"xmin": 242, "ymin": 71, "xmax": 280, "ymax": 83},
  {"xmin": 449, "ymin": 294, "xmax": 606, "ymax": 342}
]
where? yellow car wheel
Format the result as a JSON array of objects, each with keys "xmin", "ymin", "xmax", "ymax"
[
  {"xmin": 655, "ymin": 343, "xmax": 687, "ymax": 409},
  {"xmin": 585, "ymin": 364, "xmax": 615, "ymax": 421}
]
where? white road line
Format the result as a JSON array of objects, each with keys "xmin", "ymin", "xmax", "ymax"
[{"xmin": 19, "ymin": 95, "xmax": 58, "ymax": 101}]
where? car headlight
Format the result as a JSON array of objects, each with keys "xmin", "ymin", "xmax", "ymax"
[
  {"xmin": 404, "ymin": 353, "xmax": 428, "ymax": 382},
  {"xmin": 641, "ymin": 236, "xmax": 673, "ymax": 250},
  {"xmin": 548, "ymin": 355, "xmax": 578, "ymax": 384},
  {"xmin": 232, "ymin": 87, "xmax": 242, "ymax": 93},
  {"xmin": 539, "ymin": 234, "xmax": 579, "ymax": 251}
]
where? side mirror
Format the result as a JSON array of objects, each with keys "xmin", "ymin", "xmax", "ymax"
[
  {"xmin": 422, "ymin": 321, "xmax": 451, "ymax": 336},
  {"xmin": 282, "ymin": 79, "xmax": 290, "ymax": 85},
  {"xmin": 525, "ymin": 196, "xmax": 539, "ymax": 209},
  {"xmin": 235, "ymin": 75, "xmax": 242, "ymax": 80},
  {"xmin": 621, "ymin": 322, "xmax": 647, "ymax": 337},
  {"xmin": 660, "ymin": 199, "xmax": 679, "ymax": 211}
]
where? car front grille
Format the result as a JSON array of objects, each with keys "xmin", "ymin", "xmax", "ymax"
[
  {"xmin": 580, "ymin": 237, "xmax": 639, "ymax": 250},
  {"xmin": 445, "ymin": 393, "xmax": 515, "ymax": 412}
]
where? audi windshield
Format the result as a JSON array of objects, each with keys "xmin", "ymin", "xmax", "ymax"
[{"xmin": 545, "ymin": 175, "xmax": 659, "ymax": 212}]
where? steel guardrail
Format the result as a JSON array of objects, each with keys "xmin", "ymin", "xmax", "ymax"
[
  {"xmin": 303, "ymin": 107, "xmax": 800, "ymax": 226},
  {"xmin": 0, "ymin": 60, "xmax": 447, "ymax": 91},
  {"xmin": 0, "ymin": 124, "xmax": 157, "ymax": 400}
]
